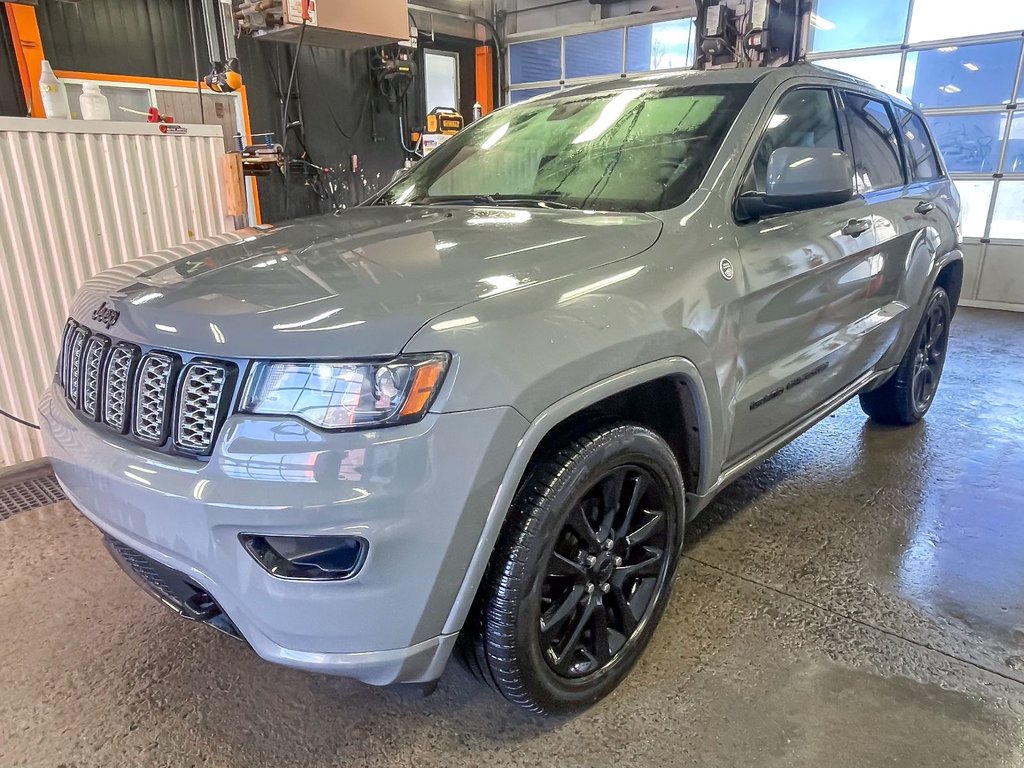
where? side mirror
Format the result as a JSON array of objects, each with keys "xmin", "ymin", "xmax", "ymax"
[{"xmin": 738, "ymin": 147, "xmax": 856, "ymax": 220}]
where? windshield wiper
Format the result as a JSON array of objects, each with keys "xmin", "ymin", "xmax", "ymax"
[{"xmin": 422, "ymin": 194, "xmax": 578, "ymax": 210}]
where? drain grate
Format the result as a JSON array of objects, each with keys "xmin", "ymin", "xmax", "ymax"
[{"xmin": 0, "ymin": 473, "xmax": 67, "ymax": 520}]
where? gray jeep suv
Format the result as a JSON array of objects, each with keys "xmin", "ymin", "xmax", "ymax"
[{"xmin": 41, "ymin": 64, "xmax": 962, "ymax": 714}]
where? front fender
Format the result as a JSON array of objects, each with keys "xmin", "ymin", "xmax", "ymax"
[{"xmin": 436, "ymin": 355, "xmax": 719, "ymax": 638}]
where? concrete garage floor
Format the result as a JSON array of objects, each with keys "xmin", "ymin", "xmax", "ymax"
[{"xmin": 2, "ymin": 307, "xmax": 1023, "ymax": 768}]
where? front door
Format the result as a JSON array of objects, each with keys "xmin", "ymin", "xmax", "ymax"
[{"xmin": 727, "ymin": 85, "xmax": 884, "ymax": 463}]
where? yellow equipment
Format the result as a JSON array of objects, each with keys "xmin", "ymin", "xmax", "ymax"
[{"xmin": 425, "ymin": 107, "xmax": 464, "ymax": 136}]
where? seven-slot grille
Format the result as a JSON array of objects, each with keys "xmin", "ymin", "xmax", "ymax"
[{"xmin": 57, "ymin": 319, "xmax": 233, "ymax": 456}]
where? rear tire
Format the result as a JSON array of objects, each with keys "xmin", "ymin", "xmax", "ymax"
[
  {"xmin": 860, "ymin": 286, "xmax": 951, "ymax": 425},
  {"xmin": 461, "ymin": 423, "xmax": 684, "ymax": 715}
]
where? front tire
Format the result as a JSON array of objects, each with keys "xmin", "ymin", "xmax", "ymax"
[
  {"xmin": 462, "ymin": 423, "xmax": 685, "ymax": 715},
  {"xmin": 860, "ymin": 285, "xmax": 951, "ymax": 425}
]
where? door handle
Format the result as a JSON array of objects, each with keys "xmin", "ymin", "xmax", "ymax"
[
  {"xmin": 915, "ymin": 200, "xmax": 936, "ymax": 214},
  {"xmin": 841, "ymin": 218, "xmax": 872, "ymax": 238}
]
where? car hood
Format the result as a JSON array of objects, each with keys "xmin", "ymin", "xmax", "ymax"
[{"xmin": 70, "ymin": 206, "xmax": 663, "ymax": 358}]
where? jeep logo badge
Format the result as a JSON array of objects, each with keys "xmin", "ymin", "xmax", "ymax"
[{"xmin": 92, "ymin": 301, "xmax": 121, "ymax": 330}]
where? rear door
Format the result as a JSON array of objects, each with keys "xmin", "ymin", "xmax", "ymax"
[
  {"xmin": 887, "ymin": 103, "xmax": 960, "ymax": 306},
  {"xmin": 727, "ymin": 85, "xmax": 881, "ymax": 462},
  {"xmin": 837, "ymin": 91, "xmax": 959, "ymax": 372}
]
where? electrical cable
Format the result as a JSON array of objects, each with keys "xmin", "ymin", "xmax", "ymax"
[
  {"xmin": 281, "ymin": 20, "xmax": 308, "ymax": 220},
  {"xmin": 281, "ymin": 19, "xmax": 308, "ymax": 156},
  {"xmin": 0, "ymin": 407, "xmax": 39, "ymax": 430},
  {"xmin": 186, "ymin": 0, "xmax": 205, "ymax": 123},
  {"xmin": 398, "ymin": 115, "xmax": 422, "ymax": 157}
]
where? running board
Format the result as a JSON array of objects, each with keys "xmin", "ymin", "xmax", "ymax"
[{"xmin": 688, "ymin": 366, "xmax": 896, "ymax": 514}]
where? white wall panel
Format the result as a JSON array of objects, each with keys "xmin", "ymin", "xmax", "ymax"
[{"xmin": 0, "ymin": 118, "xmax": 234, "ymax": 467}]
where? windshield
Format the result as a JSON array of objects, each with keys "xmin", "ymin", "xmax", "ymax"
[{"xmin": 377, "ymin": 82, "xmax": 752, "ymax": 213}]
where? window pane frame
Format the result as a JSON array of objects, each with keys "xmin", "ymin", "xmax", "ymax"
[
  {"xmin": 902, "ymin": 40, "xmax": 1023, "ymax": 110},
  {"xmin": 908, "ymin": 0, "xmax": 1024, "ymax": 44},
  {"xmin": 841, "ymin": 90, "xmax": 907, "ymax": 193},
  {"xmin": 739, "ymin": 86, "xmax": 845, "ymax": 196},
  {"xmin": 808, "ymin": 0, "xmax": 911, "ymax": 54},
  {"xmin": 625, "ymin": 19, "xmax": 696, "ymax": 73},
  {"xmin": 564, "ymin": 28, "xmax": 625, "ymax": 80},
  {"xmin": 894, "ymin": 105, "xmax": 942, "ymax": 181},
  {"xmin": 509, "ymin": 38, "xmax": 563, "ymax": 86}
]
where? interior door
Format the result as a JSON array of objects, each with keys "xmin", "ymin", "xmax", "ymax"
[{"xmin": 727, "ymin": 86, "xmax": 881, "ymax": 463}]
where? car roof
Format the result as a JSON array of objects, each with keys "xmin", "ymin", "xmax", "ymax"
[{"xmin": 523, "ymin": 63, "xmax": 912, "ymax": 108}]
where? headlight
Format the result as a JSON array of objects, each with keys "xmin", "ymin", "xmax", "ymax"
[{"xmin": 240, "ymin": 353, "xmax": 450, "ymax": 430}]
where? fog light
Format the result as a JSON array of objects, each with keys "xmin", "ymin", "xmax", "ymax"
[{"xmin": 239, "ymin": 534, "xmax": 367, "ymax": 580}]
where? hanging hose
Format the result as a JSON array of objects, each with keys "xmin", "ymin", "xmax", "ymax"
[{"xmin": 0, "ymin": 407, "xmax": 39, "ymax": 430}]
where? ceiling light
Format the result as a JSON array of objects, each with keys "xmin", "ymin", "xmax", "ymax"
[{"xmin": 962, "ymin": 62, "xmax": 979, "ymax": 71}]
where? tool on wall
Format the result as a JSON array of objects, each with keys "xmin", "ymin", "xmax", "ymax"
[
  {"xmin": 420, "ymin": 106, "xmax": 463, "ymax": 154},
  {"xmin": 204, "ymin": 57, "xmax": 243, "ymax": 92},
  {"xmin": 119, "ymin": 106, "xmax": 176, "ymax": 123}
]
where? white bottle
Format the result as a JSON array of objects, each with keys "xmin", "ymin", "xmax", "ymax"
[
  {"xmin": 80, "ymin": 82, "xmax": 111, "ymax": 121},
  {"xmin": 39, "ymin": 60, "xmax": 71, "ymax": 119}
]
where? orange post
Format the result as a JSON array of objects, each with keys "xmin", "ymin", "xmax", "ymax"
[
  {"xmin": 5, "ymin": 3, "xmax": 46, "ymax": 116},
  {"xmin": 475, "ymin": 45, "xmax": 494, "ymax": 116}
]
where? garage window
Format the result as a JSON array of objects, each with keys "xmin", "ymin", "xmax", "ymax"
[
  {"xmin": 902, "ymin": 41, "xmax": 1023, "ymax": 110},
  {"xmin": 509, "ymin": 38, "xmax": 562, "ymax": 85},
  {"xmin": 565, "ymin": 29, "xmax": 624, "ymax": 79},
  {"xmin": 928, "ymin": 114, "xmax": 1005, "ymax": 174},
  {"xmin": 507, "ymin": 17, "xmax": 697, "ymax": 104}
]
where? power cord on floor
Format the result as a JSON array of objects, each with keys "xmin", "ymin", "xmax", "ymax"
[{"xmin": 0, "ymin": 407, "xmax": 39, "ymax": 430}]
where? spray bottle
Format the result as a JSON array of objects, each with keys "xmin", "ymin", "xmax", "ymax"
[{"xmin": 39, "ymin": 61, "xmax": 71, "ymax": 119}]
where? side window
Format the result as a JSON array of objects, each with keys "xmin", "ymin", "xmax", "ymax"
[
  {"xmin": 843, "ymin": 92, "xmax": 905, "ymax": 192},
  {"xmin": 743, "ymin": 88, "xmax": 842, "ymax": 193},
  {"xmin": 895, "ymin": 105, "xmax": 941, "ymax": 181}
]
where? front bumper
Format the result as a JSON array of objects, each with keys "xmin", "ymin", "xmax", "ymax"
[{"xmin": 40, "ymin": 389, "xmax": 527, "ymax": 684}]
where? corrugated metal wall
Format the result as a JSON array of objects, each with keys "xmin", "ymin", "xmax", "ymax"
[
  {"xmin": 0, "ymin": 118, "xmax": 233, "ymax": 467},
  {"xmin": 31, "ymin": 0, "xmax": 412, "ymax": 224}
]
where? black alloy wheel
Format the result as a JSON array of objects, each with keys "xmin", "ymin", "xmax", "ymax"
[
  {"xmin": 539, "ymin": 465, "xmax": 670, "ymax": 678},
  {"xmin": 859, "ymin": 285, "xmax": 952, "ymax": 425},
  {"xmin": 911, "ymin": 298, "xmax": 949, "ymax": 412},
  {"xmin": 462, "ymin": 423, "xmax": 684, "ymax": 714}
]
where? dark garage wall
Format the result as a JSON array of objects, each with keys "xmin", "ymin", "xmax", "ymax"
[
  {"xmin": 31, "ymin": 0, "xmax": 418, "ymax": 223},
  {"xmin": 1, "ymin": 12, "xmax": 26, "ymax": 116},
  {"xmin": 35, "ymin": 0, "xmax": 203, "ymax": 80},
  {"xmin": 236, "ymin": 36, "xmax": 408, "ymax": 222}
]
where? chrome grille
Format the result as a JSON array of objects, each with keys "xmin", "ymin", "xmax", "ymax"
[
  {"xmin": 103, "ymin": 344, "xmax": 139, "ymax": 431},
  {"xmin": 65, "ymin": 327, "xmax": 88, "ymax": 407},
  {"xmin": 81, "ymin": 336, "xmax": 110, "ymax": 418},
  {"xmin": 58, "ymin": 320, "xmax": 75, "ymax": 389},
  {"xmin": 55, "ymin": 317, "xmax": 233, "ymax": 457},
  {"xmin": 134, "ymin": 353, "xmax": 175, "ymax": 442},
  {"xmin": 174, "ymin": 362, "xmax": 228, "ymax": 453}
]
